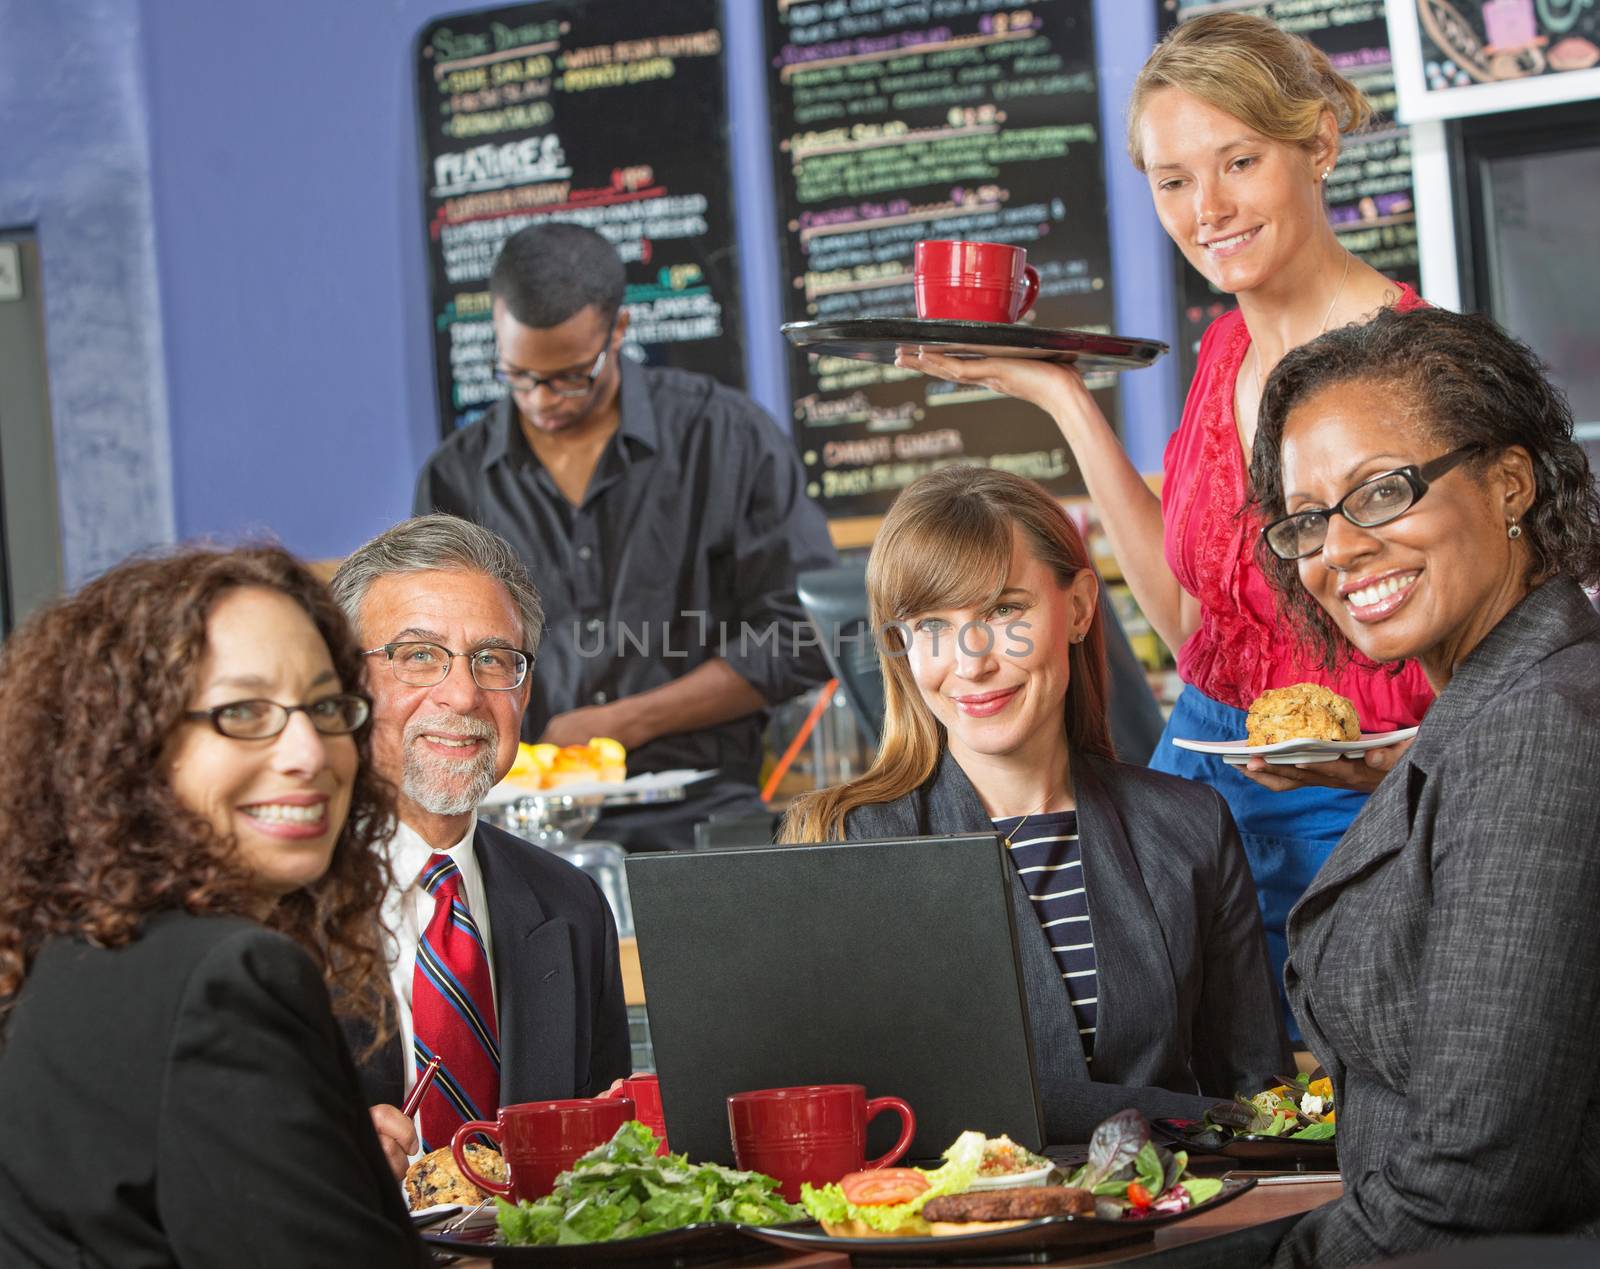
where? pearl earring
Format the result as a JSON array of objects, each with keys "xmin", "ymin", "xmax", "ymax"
[
  {"xmin": 1321, "ymin": 168, "xmax": 1331, "ymax": 181},
  {"xmin": 1508, "ymin": 520, "xmax": 1522, "ymax": 539}
]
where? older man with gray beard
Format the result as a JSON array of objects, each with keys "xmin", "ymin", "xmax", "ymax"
[{"xmin": 331, "ymin": 514, "xmax": 629, "ymax": 1179}]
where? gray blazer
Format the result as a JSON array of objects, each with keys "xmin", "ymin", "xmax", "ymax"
[
  {"xmin": 1275, "ymin": 580, "xmax": 1600, "ymax": 1267},
  {"xmin": 846, "ymin": 749, "xmax": 1291, "ymax": 1142}
]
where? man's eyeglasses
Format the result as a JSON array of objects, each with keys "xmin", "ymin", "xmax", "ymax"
[
  {"xmin": 1262, "ymin": 445, "xmax": 1481, "ymax": 561},
  {"xmin": 493, "ymin": 310, "xmax": 620, "ymax": 399},
  {"xmin": 363, "ymin": 641, "xmax": 531, "ymax": 691},
  {"xmin": 184, "ymin": 693, "xmax": 371, "ymax": 740}
]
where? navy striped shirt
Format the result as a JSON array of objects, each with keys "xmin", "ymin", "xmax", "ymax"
[{"xmin": 993, "ymin": 810, "xmax": 1098, "ymax": 1062}]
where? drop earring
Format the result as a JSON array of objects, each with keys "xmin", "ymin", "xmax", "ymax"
[{"xmin": 1508, "ymin": 520, "xmax": 1522, "ymax": 539}]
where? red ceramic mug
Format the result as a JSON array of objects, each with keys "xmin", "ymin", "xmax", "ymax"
[
  {"xmin": 914, "ymin": 239, "xmax": 1040, "ymax": 323},
  {"xmin": 451, "ymin": 1097, "xmax": 635, "ymax": 1202},
  {"xmin": 598, "ymin": 1074, "xmax": 669, "ymax": 1154},
  {"xmin": 726, "ymin": 1084, "xmax": 917, "ymax": 1202}
]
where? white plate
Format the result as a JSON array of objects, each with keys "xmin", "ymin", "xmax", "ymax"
[
  {"xmin": 480, "ymin": 768, "xmax": 717, "ymax": 807},
  {"xmin": 1170, "ymin": 727, "xmax": 1418, "ymax": 767},
  {"xmin": 967, "ymin": 1162, "xmax": 1056, "ymax": 1190},
  {"xmin": 410, "ymin": 1200, "xmax": 498, "ymax": 1233}
]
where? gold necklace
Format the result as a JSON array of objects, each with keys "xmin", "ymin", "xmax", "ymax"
[
  {"xmin": 1252, "ymin": 251, "xmax": 1352, "ymax": 401},
  {"xmin": 1000, "ymin": 792, "xmax": 1055, "ymax": 847}
]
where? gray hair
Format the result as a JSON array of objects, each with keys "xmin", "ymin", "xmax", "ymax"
[{"xmin": 330, "ymin": 514, "xmax": 544, "ymax": 655}]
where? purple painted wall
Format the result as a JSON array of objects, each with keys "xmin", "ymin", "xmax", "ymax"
[{"xmin": 7, "ymin": 0, "xmax": 1177, "ymax": 573}]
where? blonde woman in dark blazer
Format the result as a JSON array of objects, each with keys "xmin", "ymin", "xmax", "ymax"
[
  {"xmin": 783, "ymin": 467, "xmax": 1291, "ymax": 1142},
  {"xmin": 1247, "ymin": 306, "xmax": 1600, "ymax": 1266}
]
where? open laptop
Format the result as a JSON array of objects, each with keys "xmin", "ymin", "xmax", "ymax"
[{"xmin": 626, "ymin": 834, "xmax": 1046, "ymax": 1166}]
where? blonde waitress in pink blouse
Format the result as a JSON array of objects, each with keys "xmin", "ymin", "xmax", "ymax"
[{"xmin": 897, "ymin": 13, "xmax": 1431, "ymax": 1026}]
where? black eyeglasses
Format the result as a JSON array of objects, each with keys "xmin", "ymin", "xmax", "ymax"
[
  {"xmin": 363, "ymin": 641, "xmax": 531, "ymax": 691},
  {"xmin": 185, "ymin": 693, "xmax": 371, "ymax": 740},
  {"xmin": 1262, "ymin": 445, "xmax": 1482, "ymax": 561},
  {"xmin": 493, "ymin": 310, "xmax": 620, "ymax": 398}
]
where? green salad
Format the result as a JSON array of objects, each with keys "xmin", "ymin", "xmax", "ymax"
[
  {"xmin": 496, "ymin": 1121, "xmax": 803, "ymax": 1246},
  {"xmin": 1067, "ymin": 1110, "xmax": 1223, "ymax": 1218}
]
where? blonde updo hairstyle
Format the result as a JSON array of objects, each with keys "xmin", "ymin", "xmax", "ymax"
[{"xmin": 1126, "ymin": 12, "xmax": 1372, "ymax": 171}]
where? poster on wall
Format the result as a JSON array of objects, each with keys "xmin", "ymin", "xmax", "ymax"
[
  {"xmin": 767, "ymin": 0, "xmax": 1119, "ymax": 522},
  {"xmin": 415, "ymin": 1, "xmax": 742, "ymax": 436},
  {"xmin": 1386, "ymin": 0, "xmax": 1600, "ymax": 120},
  {"xmin": 1160, "ymin": 0, "xmax": 1424, "ymax": 385}
]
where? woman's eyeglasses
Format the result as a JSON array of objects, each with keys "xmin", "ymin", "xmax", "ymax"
[
  {"xmin": 184, "ymin": 693, "xmax": 371, "ymax": 739},
  {"xmin": 1262, "ymin": 445, "xmax": 1481, "ymax": 561}
]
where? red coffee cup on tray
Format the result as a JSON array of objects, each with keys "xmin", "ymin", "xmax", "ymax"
[
  {"xmin": 451, "ymin": 1096, "xmax": 635, "ymax": 1202},
  {"xmin": 726, "ymin": 1083, "xmax": 916, "ymax": 1202},
  {"xmin": 599, "ymin": 1073, "xmax": 669, "ymax": 1154},
  {"xmin": 914, "ymin": 239, "xmax": 1040, "ymax": 323}
]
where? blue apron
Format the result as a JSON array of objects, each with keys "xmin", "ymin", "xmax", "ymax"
[{"xmin": 1150, "ymin": 684, "xmax": 1366, "ymax": 1043}]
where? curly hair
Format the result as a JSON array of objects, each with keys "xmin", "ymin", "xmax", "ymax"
[
  {"xmin": 1248, "ymin": 306, "xmax": 1600, "ymax": 666},
  {"xmin": 0, "ymin": 544, "xmax": 398, "ymax": 1042}
]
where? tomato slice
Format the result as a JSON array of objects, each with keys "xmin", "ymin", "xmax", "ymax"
[{"xmin": 839, "ymin": 1169, "xmax": 931, "ymax": 1206}]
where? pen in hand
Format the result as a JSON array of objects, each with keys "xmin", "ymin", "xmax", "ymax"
[{"xmin": 401, "ymin": 1055, "xmax": 443, "ymax": 1119}]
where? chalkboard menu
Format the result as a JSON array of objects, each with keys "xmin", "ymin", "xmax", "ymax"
[
  {"xmin": 416, "ymin": 1, "xmax": 742, "ymax": 436},
  {"xmin": 1161, "ymin": 0, "xmax": 1423, "ymax": 384},
  {"xmin": 766, "ymin": 0, "xmax": 1118, "ymax": 520}
]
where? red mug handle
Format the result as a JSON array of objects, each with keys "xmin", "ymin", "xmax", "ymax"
[
  {"xmin": 1018, "ymin": 264, "xmax": 1040, "ymax": 318},
  {"xmin": 861, "ymin": 1096, "xmax": 917, "ymax": 1170},
  {"xmin": 451, "ymin": 1119, "xmax": 513, "ymax": 1199}
]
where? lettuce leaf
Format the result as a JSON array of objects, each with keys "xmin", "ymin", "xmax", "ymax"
[
  {"xmin": 1181, "ymin": 1177, "xmax": 1224, "ymax": 1206},
  {"xmin": 495, "ymin": 1121, "xmax": 803, "ymax": 1246},
  {"xmin": 799, "ymin": 1129, "xmax": 987, "ymax": 1234}
]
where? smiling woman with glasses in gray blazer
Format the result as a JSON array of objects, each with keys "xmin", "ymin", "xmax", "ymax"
[{"xmin": 1247, "ymin": 306, "xmax": 1600, "ymax": 1267}]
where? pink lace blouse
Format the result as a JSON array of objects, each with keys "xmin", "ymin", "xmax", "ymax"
[{"xmin": 1160, "ymin": 289, "xmax": 1434, "ymax": 730}]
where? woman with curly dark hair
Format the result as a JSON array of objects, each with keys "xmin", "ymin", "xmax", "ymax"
[
  {"xmin": 1245, "ymin": 306, "xmax": 1600, "ymax": 1266},
  {"xmin": 0, "ymin": 546, "xmax": 428, "ymax": 1266}
]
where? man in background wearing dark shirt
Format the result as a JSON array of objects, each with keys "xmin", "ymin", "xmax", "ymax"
[{"xmin": 416, "ymin": 223, "xmax": 837, "ymax": 850}]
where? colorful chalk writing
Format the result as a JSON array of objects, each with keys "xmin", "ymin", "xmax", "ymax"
[
  {"xmin": 416, "ymin": 0, "xmax": 742, "ymax": 435},
  {"xmin": 769, "ymin": 0, "xmax": 1119, "ymax": 519}
]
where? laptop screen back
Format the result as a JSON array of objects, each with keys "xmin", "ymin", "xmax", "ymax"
[{"xmin": 626, "ymin": 834, "xmax": 1045, "ymax": 1165}]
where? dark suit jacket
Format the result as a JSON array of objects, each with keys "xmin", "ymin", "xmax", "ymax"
[
  {"xmin": 0, "ymin": 912, "xmax": 427, "ymax": 1269},
  {"xmin": 846, "ymin": 749, "xmax": 1291, "ymax": 1142},
  {"xmin": 353, "ymin": 818, "xmax": 632, "ymax": 1111},
  {"xmin": 1275, "ymin": 580, "xmax": 1600, "ymax": 1268}
]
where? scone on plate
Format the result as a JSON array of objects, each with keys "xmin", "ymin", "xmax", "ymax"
[
  {"xmin": 1246, "ymin": 683, "xmax": 1360, "ymax": 746},
  {"xmin": 404, "ymin": 1143, "xmax": 507, "ymax": 1209}
]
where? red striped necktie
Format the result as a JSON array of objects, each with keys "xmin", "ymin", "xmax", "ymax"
[{"xmin": 411, "ymin": 852, "xmax": 501, "ymax": 1151}]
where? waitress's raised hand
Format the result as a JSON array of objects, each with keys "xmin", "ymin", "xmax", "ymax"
[{"xmin": 893, "ymin": 347, "xmax": 1103, "ymax": 433}]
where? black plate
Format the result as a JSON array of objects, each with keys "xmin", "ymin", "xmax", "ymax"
[
  {"xmin": 1154, "ymin": 1118, "xmax": 1338, "ymax": 1170},
  {"xmin": 740, "ymin": 1177, "xmax": 1256, "ymax": 1262},
  {"xmin": 423, "ymin": 1219, "xmax": 760, "ymax": 1265},
  {"xmin": 781, "ymin": 317, "xmax": 1169, "ymax": 372}
]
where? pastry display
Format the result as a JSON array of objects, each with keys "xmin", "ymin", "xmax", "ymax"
[
  {"xmin": 404, "ymin": 1143, "xmax": 508, "ymax": 1209},
  {"xmin": 1245, "ymin": 683, "xmax": 1360, "ymax": 746}
]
